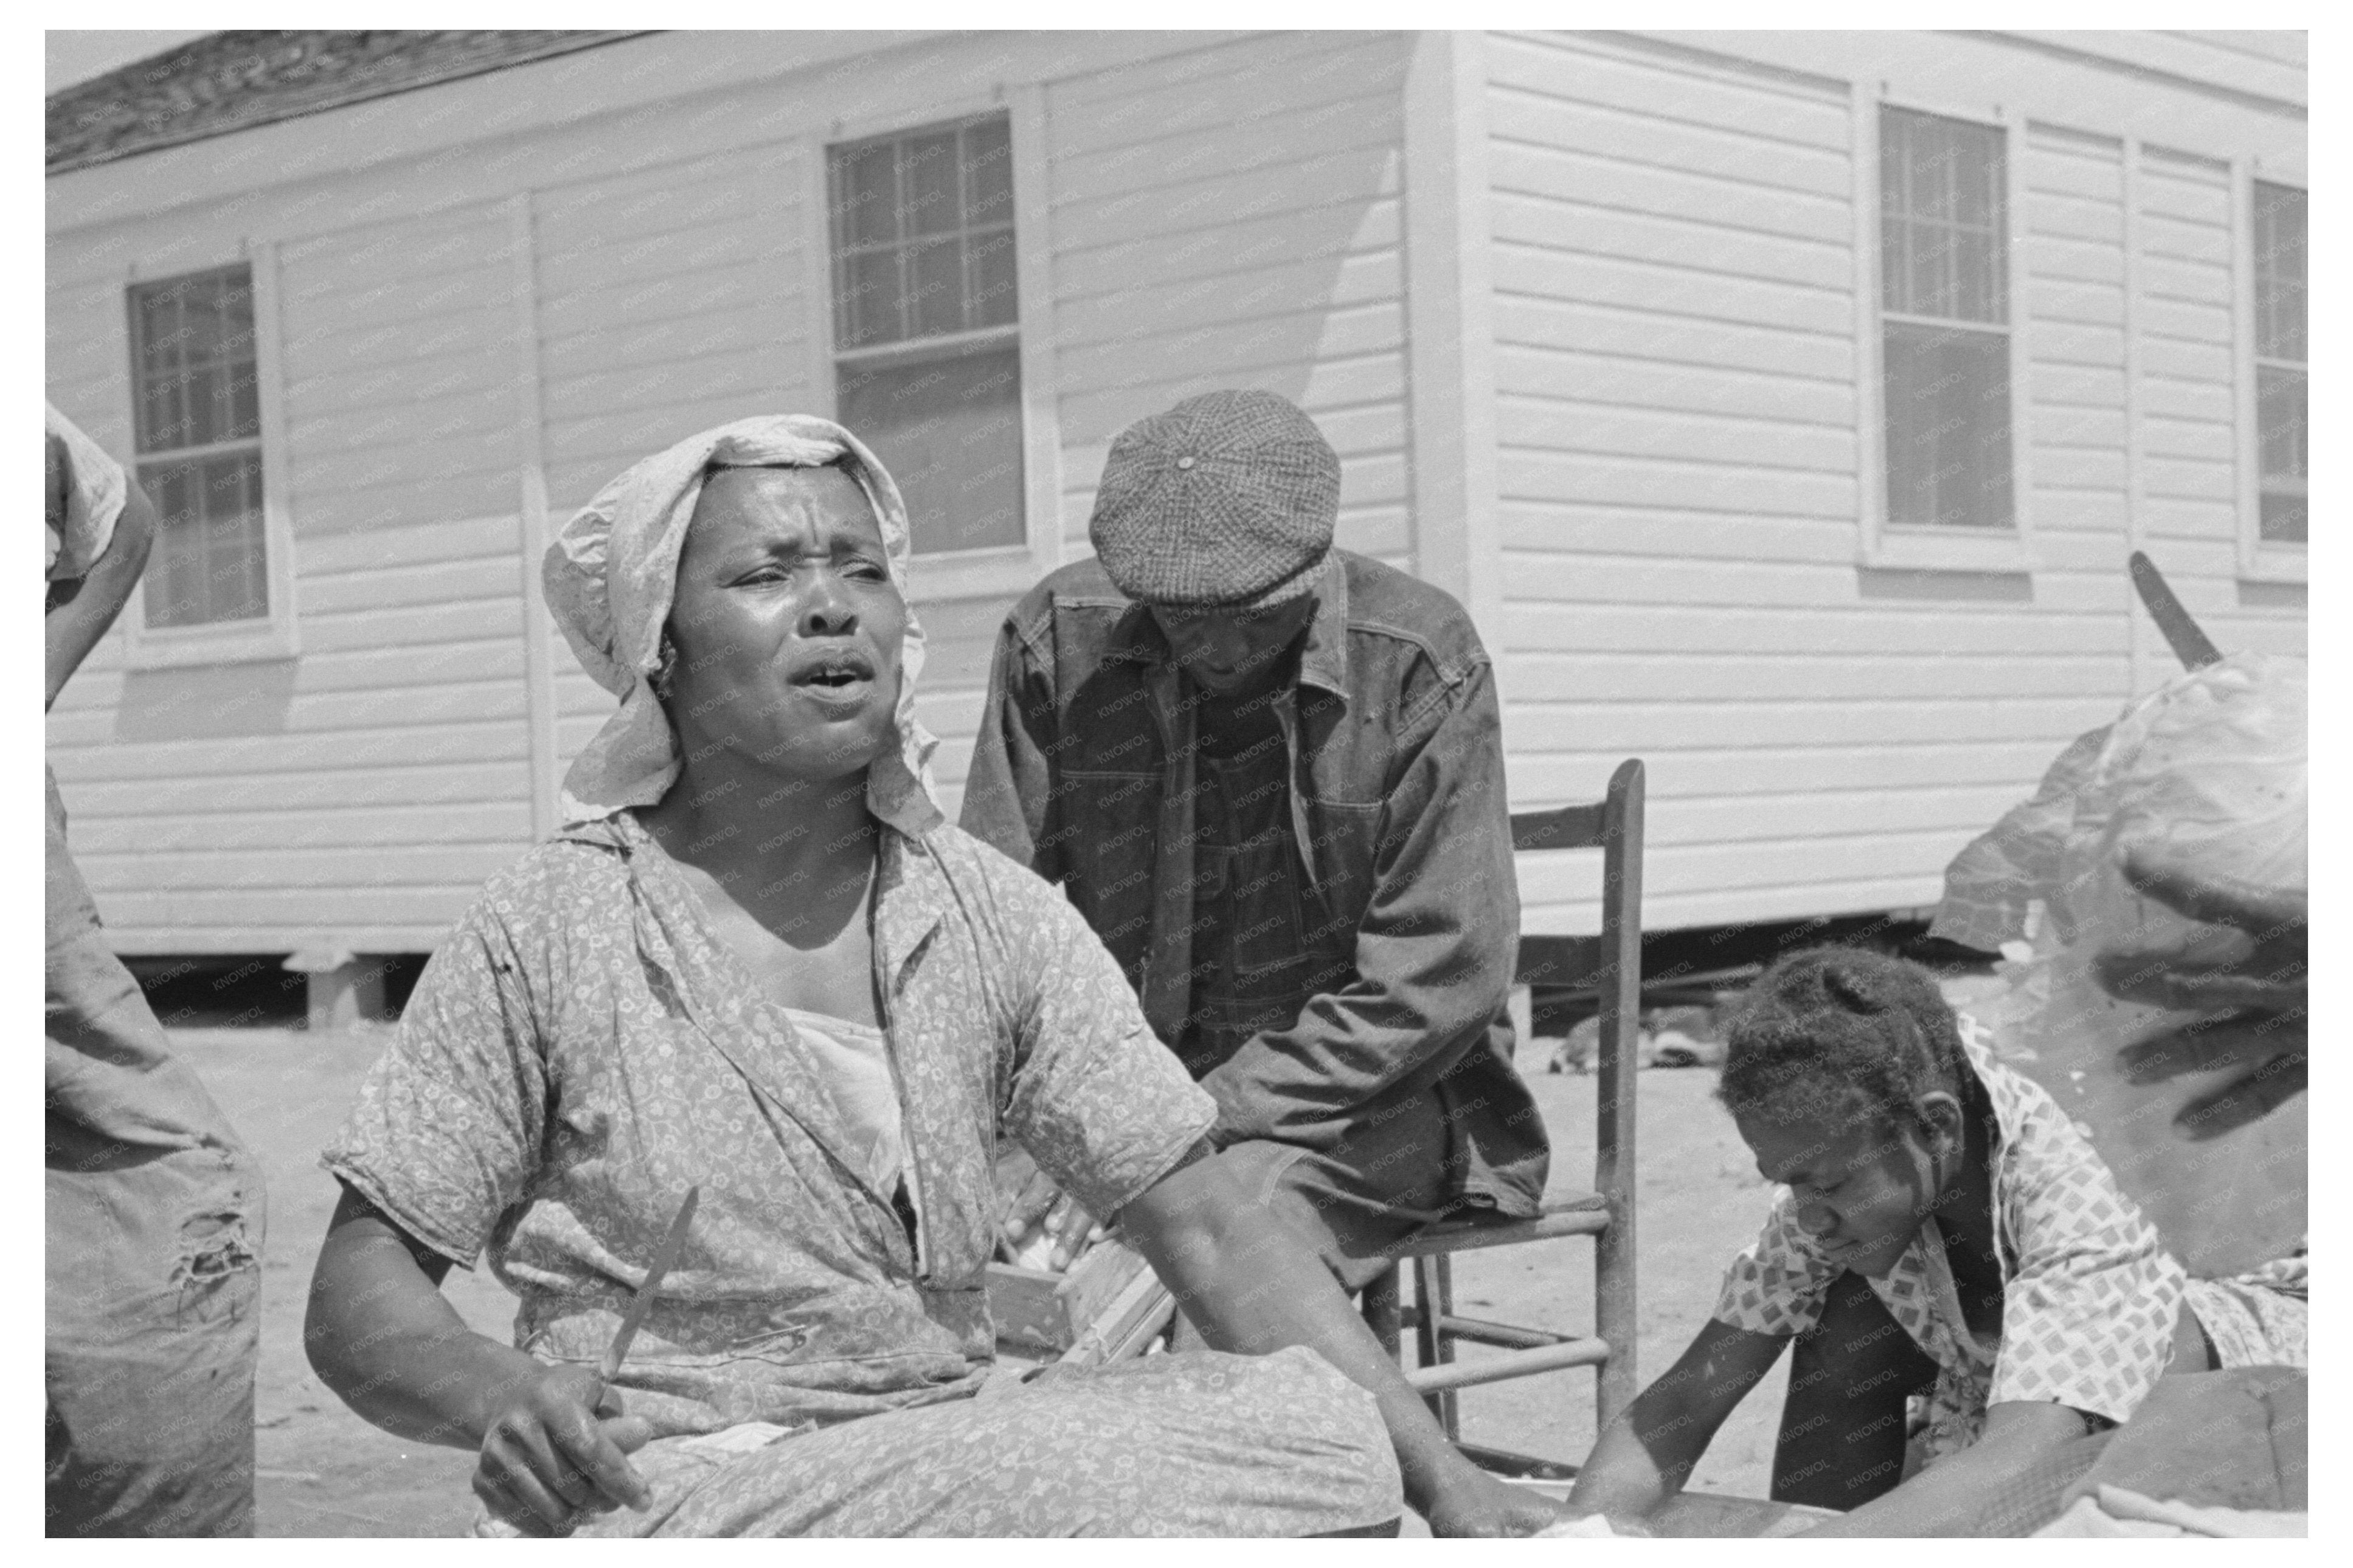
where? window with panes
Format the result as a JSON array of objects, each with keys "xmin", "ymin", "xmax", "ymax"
[
  {"xmin": 826, "ymin": 115, "xmax": 1024, "ymax": 555},
  {"xmin": 2251, "ymin": 180, "xmax": 2306, "ymax": 545},
  {"xmin": 1879, "ymin": 106, "xmax": 2014, "ymax": 531},
  {"xmin": 126, "ymin": 264, "xmax": 270, "ymax": 626}
]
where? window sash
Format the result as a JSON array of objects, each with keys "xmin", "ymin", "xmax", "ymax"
[
  {"xmin": 136, "ymin": 447, "xmax": 269, "ymax": 627},
  {"xmin": 130, "ymin": 266, "xmax": 260, "ymax": 455},
  {"xmin": 126, "ymin": 263, "xmax": 274, "ymax": 627},
  {"xmin": 1879, "ymin": 106, "xmax": 2008, "ymax": 326},
  {"xmin": 2252, "ymin": 180, "xmax": 2307, "ymax": 365},
  {"xmin": 836, "ymin": 342, "xmax": 1025, "ymax": 555},
  {"xmin": 828, "ymin": 116, "xmax": 1018, "ymax": 353},
  {"xmin": 1882, "ymin": 320, "xmax": 2014, "ymax": 531}
]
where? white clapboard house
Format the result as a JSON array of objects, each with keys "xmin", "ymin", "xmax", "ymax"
[{"xmin": 44, "ymin": 29, "xmax": 2306, "ymax": 1015}]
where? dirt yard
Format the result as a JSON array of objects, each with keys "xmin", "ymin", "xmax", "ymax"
[{"xmin": 173, "ymin": 1025, "xmax": 1790, "ymax": 1536}]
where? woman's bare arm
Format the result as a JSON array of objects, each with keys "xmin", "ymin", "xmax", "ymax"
[
  {"xmin": 1116, "ymin": 1146, "xmax": 1565, "ymax": 1538},
  {"xmin": 306, "ymin": 1185, "xmax": 651, "ymax": 1535}
]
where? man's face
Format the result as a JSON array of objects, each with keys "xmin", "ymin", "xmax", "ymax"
[{"xmin": 1149, "ymin": 593, "xmax": 1318, "ymax": 696}]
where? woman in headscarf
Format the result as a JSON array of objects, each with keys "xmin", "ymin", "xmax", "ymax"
[{"xmin": 303, "ymin": 416, "xmax": 1559, "ymax": 1538}]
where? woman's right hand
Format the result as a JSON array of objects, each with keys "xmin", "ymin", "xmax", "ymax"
[{"xmin": 473, "ymin": 1363, "xmax": 654, "ymax": 1537}]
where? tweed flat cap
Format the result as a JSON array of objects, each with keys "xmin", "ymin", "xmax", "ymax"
[{"xmin": 1089, "ymin": 389, "xmax": 1341, "ymax": 607}]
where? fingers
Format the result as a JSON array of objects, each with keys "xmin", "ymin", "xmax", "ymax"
[
  {"xmin": 555, "ymin": 1391, "xmax": 653, "ymax": 1511},
  {"xmin": 474, "ymin": 1468, "xmax": 560, "ymax": 1538},
  {"xmin": 2175, "ymin": 1052, "xmax": 2307, "ymax": 1141},
  {"xmin": 2121, "ymin": 1015, "xmax": 2303, "ymax": 1083},
  {"xmin": 2119, "ymin": 850, "xmax": 2307, "ymax": 934},
  {"xmin": 1046, "ymin": 1198, "xmax": 1103, "ymax": 1270},
  {"xmin": 476, "ymin": 1432, "xmax": 582, "ymax": 1536},
  {"xmin": 474, "ymin": 1372, "xmax": 653, "ymax": 1537},
  {"xmin": 2095, "ymin": 950, "xmax": 2300, "ymax": 1012}
]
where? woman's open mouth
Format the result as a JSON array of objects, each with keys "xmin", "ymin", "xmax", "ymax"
[{"xmin": 788, "ymin": 651, "xmax": 878, "ymax": 709}]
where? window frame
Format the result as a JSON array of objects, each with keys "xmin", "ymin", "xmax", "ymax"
[
  {"xmin": 119, "ymin": 246, "xmax": 300, "ymax": 668},
  {"xmin": 2233, "ymin": 162, "xmax": 2306, "ymax": 584},
  {"xmin": 1853, "ymin": 90, "xmax": 2036, "ymax": 574},
  {"xmin": 804, "ymin": 90, "xmax": 1062, "ymax": 604}
]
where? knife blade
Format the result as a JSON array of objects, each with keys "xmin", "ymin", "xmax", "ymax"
[
  {"xmin": 600, "ymin": 1184, "xmax": 699, "ymax": 1383},
  {"xmin": 2129, "ymin": 551, "xmax": 2224, "ymax": 671}
]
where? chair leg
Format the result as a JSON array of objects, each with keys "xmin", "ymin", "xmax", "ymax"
[
  {"xmin": 1362, "ymin": 1263, "xmax": 1402, "ymax": 1360},
  {"xmin": 1412, "ymin": 1254, "xmax": 1460, "ymax": 1438}
]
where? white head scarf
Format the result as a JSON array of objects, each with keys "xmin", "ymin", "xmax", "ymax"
[
  {"xmin": 542, "ymin": 415, "xmax": 941, "ymax": 832},
  {"xmin": 46, "ymin": 401, "xmax": 128, "ymax": 582}
]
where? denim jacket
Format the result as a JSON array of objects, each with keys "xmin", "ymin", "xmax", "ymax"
[{"xmin": 962, "ymin": 551, "xmax": 1547, "ymax": 1217}]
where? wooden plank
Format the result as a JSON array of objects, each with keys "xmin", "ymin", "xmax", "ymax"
[
  {"xmin": 1498, "ymin": 395, "xmax": 1854, "ymax": 475},
  {"xmin": 1486, "ymin": 88, "xmax": 1851, "ymax": 199},
  {"xmin": 1499, "ymin": 345, "xmax": 1853, "ymax": 428},
  {"xmin": 1053, "ymin": 200, "xmax": 1400, "ymax": 304},
  {"xmin": 1502, "ymin": 603, "xmax": 2128, "ymax": 658},
  {"xmin": 1494, "ymin": 253, "xmax": 1852, "ymax": 341},
  {"xmin": 66, "ymin": 801, "xmax": 532, "ymax": 855},
  {"xmin": 2021, "ymin": 232, "xmax": 2127, "ymax": 287},
  {"xmin": 1492, "ymin": 193, "xmax": 1852, "ymax": 295},
  {"xmin": 300, "ymin": 558, "xmax": 532, "ymax": 616},
  {"xmin": 87, "ymin": 887, "xmax": 483, "ymax": 936},
  {"xmin": 1048, "ymin": 31, "xmax": 1405, "ymax": 142},
  {"xmin": 55, "ymin": 762, "xmax": 527, "ymax": 819},
  {"xmin": 1053, "ymin": 249, "xmax": 1400, "ymax": 348},
  {"xmin": 1052, "ymin": 93, "xmax": 1403, "ymax": 209},
  {"xmin": 55, "ymin": 720, "xmax": 527, "ymax": 782},
  {"xmin": 1497, "ymin": 451, "xmax": 1856, "ymax": 519},
  {"xmin": 1489, "ymin": 140, "xmax": 1852, "ymax": 246},
  {"xmin": 538, "ymin": 254, "xmax": 805, "ymax": 342},
  {"xmin": 2024, "ymin": 190, "xmax": 2126, "ymax": 247},
  {"xmin": 296, "ymin": 513, "xmax": 522, "ymax": 573},
  {"xmin": 1485, "ymin": 34, "xmax": 1850, "ymax": 150},
  {"xmin": 1511, "ymin": 732, "xmax": 2088, "ymax": 792},
  {"xmin": 1503, "ymin": 694, "xmax": 2120, "ymax": 751},
  {"xmin": 1506, "ymin": 649, "xmax": 2136, "ymax": 700},
  {"xmin": 1052, "ymin": 150, "xmax": 1404, "ymax": 254}
]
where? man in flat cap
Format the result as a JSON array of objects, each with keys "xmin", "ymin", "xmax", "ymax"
[{"xmin": 964, "ymin": 389, "xmax": 1545, "ymax": 1313}]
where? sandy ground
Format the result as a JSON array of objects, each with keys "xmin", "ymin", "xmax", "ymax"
[{"xmin": 173, "ymin": 1025, "xmax": 1790, "ymax": 1537}]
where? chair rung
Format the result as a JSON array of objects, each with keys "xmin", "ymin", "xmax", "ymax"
[
  {"xmin": 1381, "ymin": 1203, "xmax": 1610, "ymax": 1259},
  {"xmin": 1405, "ymin": 1337, "xmax": 1610, "ymax": 1395},
  {"xmin": 1432, "ymin": 1313, "xmax": 1568, "ymax": 1352}
]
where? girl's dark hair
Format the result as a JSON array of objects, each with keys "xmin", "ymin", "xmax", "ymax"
[{"xmin": 1716, "ymin": 946, "xmax": 1966, "ymax": 1136}]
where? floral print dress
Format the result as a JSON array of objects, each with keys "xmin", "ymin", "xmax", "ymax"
[{"xmin": 324, "ymin": 811, "xmax": 1398, "ymax": 1535}]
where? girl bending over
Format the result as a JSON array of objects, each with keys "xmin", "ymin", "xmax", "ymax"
[{"xmin": 1570, "ymin": 946, "xmax": 2298, "ymax": 1536}]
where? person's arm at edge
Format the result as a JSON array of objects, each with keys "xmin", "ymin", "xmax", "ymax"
[
  {"xmin": 1115, "ymin": 1146, "xmax": 1564, "ymax": 1537},
  {"xmin": 1197, "ymin": 656, "xmax": 1518, "ymax": 1144},
  {"xmin": 1568, "ymin": 1319, "xmax": 1785, "ymax": 1522},
  {"xmin": 47, "ymin": 475, "xmax": 156, "ymax": 710},
  {"xmin": 1798, "ymin": 1400, "xmax": 2088, "ymax": 1537}
]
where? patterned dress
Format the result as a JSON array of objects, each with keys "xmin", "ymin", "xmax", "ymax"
[{"xmin": 324, "ymin": 811, "xmax": 1399, "ymax": 1536}]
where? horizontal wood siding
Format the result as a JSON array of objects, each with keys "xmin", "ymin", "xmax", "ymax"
[
  {"xmin": 45, "ymin": 29, "xmax": 2302, "ymax": 958},
  {"xmin": 1485, "ymin": 30, "xmax": 2302, "ymax": 936},
  {"xmin": 1044, "ymin": 31, "xmax": 1415, "ymax": 575},
  {"xmin": 49, "ymin": 200, "xmax": 535, "ymax": 952}
]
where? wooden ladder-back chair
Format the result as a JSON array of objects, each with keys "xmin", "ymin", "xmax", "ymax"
[{"xmin": 1359, "ymin": 757, "xmax": 1644, "ymax": 1477}]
